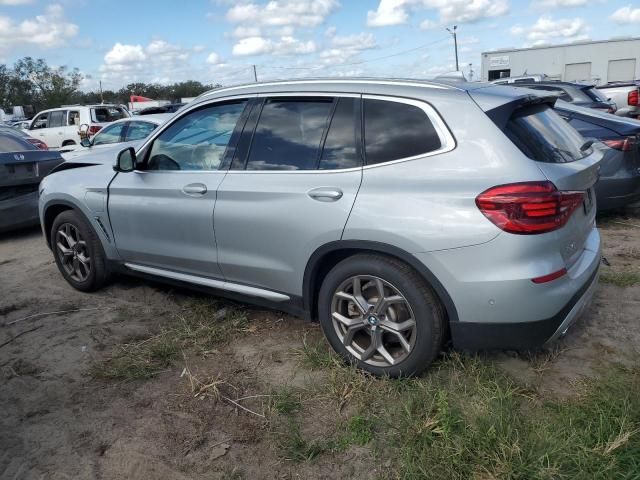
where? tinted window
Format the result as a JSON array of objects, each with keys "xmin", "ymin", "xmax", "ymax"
[
  {"xmin": 148, "ymin": 101, "xmax": 246, "ymax": 171},
  {"xmin": 524, "ymin": 85, "xmax": 572, "ymax": 102},
  {"xmin": 126, "ymin": 121, "xmax": 157, "ymax": 141},
  {"xmin": 49, "ymin": 111, "xmax": 66, "ymax": 128},
  {"xmin": 91, "ymin": 106, "xmax": 127, "ymax": 123},
  {"xmin": 505, "ymin": 104, "xmax": 589, "ymax": 163},
  {"xmin": 246, "ymin": 99, "xmax": 332, "ymax": 171},
  {"xmin": 93, "ymin": 123, "xmax": 126, "ymax": 145},
  {"xmin": 0, "ymin": 133, "xmax": 35, "ymax": 152},
  {"xmin": 364, "ymin": 99, "xmax": 441, "ymax": 165},
  {"xmin": 319, "ymin": 98, "xmax": 360, "ymax": 170}
]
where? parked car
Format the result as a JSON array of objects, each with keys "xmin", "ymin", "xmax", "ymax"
[
  {"xmin": 28, "ymin": 105, "xmax": 130, "ymax": 149},
  {"xmin": 508, "ymin": 81, "xmax": 616, "ymax": 113},
  {"xmin": 62, "ymin": 114, "xmax": 171, "ymax": 162},
  {"xmin": 490, "ymin": 74, "xmax": 550, "ymax": 84},
  {"xmin": 553, "ymin": 100, "xmax": 640, "ymax": 210},
  {"xmin": 597, "ymin": 81, "xmax": 640, "ymax": 119},
  {"xmin": 0, "ymin": 126, "xmax": 48, "ymax": 150},
  {"xmin": 39, "ymin": 79, "xmax": 602, "ymax": 376},
  {"xmin": 136, "ymin": 103, "xmax": 185, "ymax": 115},
  {"xmin": 9, "ymin": 120, "xmax": 31, "ymax": 130},
  {"xmin": 1, "ymin": 131, "xmax": 63, "ymax": 233}
]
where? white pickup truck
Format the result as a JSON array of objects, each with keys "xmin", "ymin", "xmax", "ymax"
[{"xmin": 597, "ymin": 81, "xmax": 639, "ymax": 119}]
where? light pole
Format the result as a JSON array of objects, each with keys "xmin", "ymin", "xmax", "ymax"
[{"xmin": 446, "ymin": 25, "xmax": 459, "ymax": 72}]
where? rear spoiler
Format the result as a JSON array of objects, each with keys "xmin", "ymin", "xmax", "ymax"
[{"xmin": 468, "ymin": 86, "xmax": 558, "ymax": 130}]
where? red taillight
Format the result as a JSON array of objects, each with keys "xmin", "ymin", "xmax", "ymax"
[
  {"xmin": 532, "ymin": 268, "xmax": 568, "ymax": 284},
  {"xmin": 88, "ymin": 125, "xmax": 102, "ymax": 136},
  {"xmin": 628, "ymin": 89, "xmax": 639, "ymax": 107},
  {"xmin": 476, "ymin": 181, "xmax": 584, "ymax": 234},
  {"xmin": 27, "ymin": 138, "xmax": 49, "ymax": 150},
  {"xmin": 603, "ymin": 137, "xmax": 634, "ymax": 152}
]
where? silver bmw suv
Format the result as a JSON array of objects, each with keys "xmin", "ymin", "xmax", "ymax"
[{"xmin": 39, "ymin": 79, "xmax": 602, "ymax": 377}]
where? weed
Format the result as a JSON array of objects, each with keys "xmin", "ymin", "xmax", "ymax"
[
  {"xmin": 270, "ymin": 387, "xmax": 302, "ymax": 415},
  {"xmin": 294, "ymin": 334, "xmax": 339, "ymax": 370},
  {"xmin": 600, "ymin": 269, "xmax": 640, "ymax": 287}
]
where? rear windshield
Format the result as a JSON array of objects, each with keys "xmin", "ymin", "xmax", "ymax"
[
  {"xmin": 0, "ymin": 133, "xmax": 35, "ymax": 152},
  {"xmin": 91, "ymin": 106, "xmax": 128, "ymax": 123},
  {"xmin": 584, "ymin": 87, "xmax": 609, "ymax": 103},
  {"xmin": 504, "ymin": 104, "xmax": 590, "ymax": 163}
]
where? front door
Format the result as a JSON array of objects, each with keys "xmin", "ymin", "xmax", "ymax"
[
  {"xmin": 108, "ymin": 99, "xmax": 250, "ymax": 278},
  {"xmin": 215, "ymin": 95, "xmax": 363, "ymax": 296}
]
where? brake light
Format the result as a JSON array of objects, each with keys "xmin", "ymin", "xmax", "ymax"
[
  {"xmin": 26, "ymin": 138, "xmax": 48, "ymax": 150},
  {"xmin": 603, "ymin": 137, "xmax": 634, "ymax": 152},
  {"xmin": 628, "ymin": 89, "xmax": 639, "ymax": 107},
  {"xmin": 476, "ymin": 181, "xmax": 584, "ymax": 234},
  {"xmin": 88, "ymin": 125, "xmax": 102, "ymax": 136}
]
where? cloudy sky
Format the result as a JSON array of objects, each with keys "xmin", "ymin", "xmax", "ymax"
[{"xmin": 1, "ymin": 0, "xmax": 639, "ymax": 90}]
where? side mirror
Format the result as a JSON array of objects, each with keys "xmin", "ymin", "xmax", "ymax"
[
  {"xmin": 114, "ymin": 147, "xmax": 136, "ymax": 173},
  {"xmin": 80, "ymin": 137, "xmax": 92, "ymax": 148}
]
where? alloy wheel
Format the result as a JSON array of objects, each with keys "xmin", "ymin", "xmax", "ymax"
[
  {"xmin": 331, "ymin": 275, "xmax": 417, "ymax": 367},
  {"xmin": 56, "ymin": 223, "xmax": 91, "ymax": 282}
]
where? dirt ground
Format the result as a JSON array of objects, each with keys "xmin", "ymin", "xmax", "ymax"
[{"xmin": 1, "ymin": 209, "xmax": 639, "ymax": 480}]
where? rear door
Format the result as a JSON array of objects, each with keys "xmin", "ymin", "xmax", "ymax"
[
  {"xmin": 47, "ymin": 110, "xmax": 67, "ymax": 147},
  {"xmin": 214, "ymin": 95, "xmax": 363, "ymax": 296},
  {"xmin": 108, "ymin": 99, "xmax": 250, "ymax": 278}
]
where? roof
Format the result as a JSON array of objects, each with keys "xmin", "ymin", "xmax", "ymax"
[{"xmin": 483, "ymin": 36, "xmax": 640, "ymax": 55}]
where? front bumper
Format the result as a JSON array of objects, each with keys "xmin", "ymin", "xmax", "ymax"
[{"xmin": 0, "ymin": 190, "xmax": 40, "ymax": 233}]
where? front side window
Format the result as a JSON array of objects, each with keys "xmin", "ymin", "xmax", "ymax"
[
  {"xmin": 147, "ymin": 101, "xmax": 246, "ymax": 171},
  {"xmin": 126, "ymin": 121, "xmax": 157, "ymax": 141},
  {"xmin": 246, "ymin": 99, "xmax": 333, "ymax": 171},
  {"xmin": 364, "ymin": 99, "xmax": 442, "ymax": 165},
  {"xmin": 504, "ymin": 104, "xmax": 589, "ymax": 163},
  {"xmin": 92, "ymin": 123, "xmax": 126, "ymax": 145},
  {"xmin": 31, "ymin": 113, "xmax": 48, "ymax": 130}
]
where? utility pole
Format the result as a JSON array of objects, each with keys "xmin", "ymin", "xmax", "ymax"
[
  {"xmin": 446, "ymin": 25, "xmax": 459, "ymax": 72},
  {"xmin": 99, "ymin": 80, "xmax": 104, "ymax": 104},
  {"xmin": 252, "ymin": 64, "xmax": 258, "ymax": 82},
  {"xmin": 468, "ymin": 63, "xmax": 474, "ymax": 82}
]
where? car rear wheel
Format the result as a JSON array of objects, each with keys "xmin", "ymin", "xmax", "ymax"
[
  {"xmin": 51, "ymin": 210, "xmax": 110, "ymax": 292},
  {"xmin": 318, "ymin": 254, "xmax": 444, "ymax": 377}
]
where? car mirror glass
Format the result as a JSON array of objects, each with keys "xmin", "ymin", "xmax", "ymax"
[{"xmin": 114, "ymin": 147, "xmax": 136, "ymax": 172}]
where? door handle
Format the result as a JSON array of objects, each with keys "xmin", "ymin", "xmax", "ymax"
[
  {"xmin": 182, "ymin": 183, "xmax": 207, "ymax": 196},
  {"xmin": 308, "ymin": 187, "xmax": 343, "ymax": 202}
]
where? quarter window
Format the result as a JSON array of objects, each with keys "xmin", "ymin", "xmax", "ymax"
[
  {"xmin": 93, "ymin": 123, "xmax": 126, "ymax": 145},
  {"xmin": 363, "ymin": 99, "xmax": 442, "ymax": 165},
  {"xmin": 319, "ymin": 97, "xmax": 360, "ymax": 170},
  {"xmin": 246, "ymin": 99, "xmax": 333, "ymax": 171},
  {"xmin": 147, "ymin": 101, "xmax": 246, "ymax": 171}
]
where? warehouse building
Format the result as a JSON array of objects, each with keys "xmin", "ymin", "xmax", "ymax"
[{"xmin": 481, "ymin": 37, "xmax": 640, "ymax": 85}]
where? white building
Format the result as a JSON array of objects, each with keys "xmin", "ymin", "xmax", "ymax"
[{"xmin": 481, "ymin": 37, "xmax": 640, "ymax": 85}]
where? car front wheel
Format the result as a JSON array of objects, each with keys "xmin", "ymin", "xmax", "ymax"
[
  {"xmin": 51, "ymin": 210, "xmax": 110, "ymax": 292},
  {"xmin": 318, "ymin": 254, "xmax": 444, "ymax": 377}
]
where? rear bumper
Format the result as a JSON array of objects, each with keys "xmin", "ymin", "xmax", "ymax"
[
  {"xmin": 0, "ymin": 191, "xmax": 39, "ymax": 233},
  {"xmin": 449, "ymin": 265, "xmax": 599, "ymax": 350},
  {"xmin": 595, "ymin": 175, "xmax": 640, "ymax": 210}
]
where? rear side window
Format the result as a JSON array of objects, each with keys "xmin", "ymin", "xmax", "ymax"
[
  {"xmin": 126, "ymin": 121, "xmax": 157, "ymax": 141},
  {"xmin": 363, "ymin": 99, "xmax": 441, "ymax": 165},
  {"xmin": 246, "ymin": 99, "xmax": 333, "ymax": 170},
  {"xmin": 91, "ymin": 106, "xmax": 128, "ymax": 123},
  {"xmin": 49, "ymin": 111, "xmax": 67, "ymax": 128},
  {"xmin": 93, "ymin": 123, "xmax": 126, "ymax": 145},
  {"xmin": 319, "ymin": 97, "xmax": 360, "ymax": 170},
  {"xmin": 504, "ymin": 104, "xmax": 589, "ymax": 163}
]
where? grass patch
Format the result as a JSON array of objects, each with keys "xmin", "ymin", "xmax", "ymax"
[
  {"xmin": 295, "ymin": 335, "xmax": 340, "ymax": 370},
  {"xmin": 282, "ymin": 352, "xmax": 640, "ymax": 479},
  {"xmin": 600, "ymin": 269, "xmax": 640, "ymax": 287},
  {"xmin": 90, "ymin": 299, "xmax": 249, "ymax": 381}
]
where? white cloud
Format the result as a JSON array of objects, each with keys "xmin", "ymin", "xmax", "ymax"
[
  {"xmin": 0, "ymin": 0, "xmax": 34, "ymax": 4},
  {"xmin": 531, "ymin": 0, "xmax": 587, "ymax": 7},
  {"xmin": 227, "ymin": 0, "xmax": 338, "ymax": 28},
  {"xmin": 192, "ymin": 44, "xmax": 206, "ymax": 53},
  {"xmin": 419, "ymin": 18, "xmax": 437, "ymax": 29},
  {"xmin": 511, "ymin": 16, "xmax": 589, "ymax": 46},
  {"xmin": 206, "ymin": 52, "xmax": 222, "ymax": 65},
  {"xmin": 231, "ymin": 25, "xmax": 262, "ymax": 39},
  {"xmin": 367, "ymin": 0, "xmax": 409, "ymax": 27},
  {"xmin": 367, "ymin": 0, "xmax": 509, "ymax": 27},
  {"xmin": 610, "ymin": 5, "xmax": 640, "ymax": 24},
  {"xmin": 0, "ymin": 4, "xmax": 78, "ymax": 53},
  {"xmin": 319, "ymin": 32, "xmax": 377, "ymax": 65},
  {"xmin": 232, "ymin": 35, "xmax": 317, "ymax": 56},
  {"xmin": 104, "ymin": 43, "xmax": 146, "ymax": 65}
]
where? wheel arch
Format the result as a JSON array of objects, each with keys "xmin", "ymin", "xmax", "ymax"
[
  {"xmin": 303, "ymin": 240, "xmax": 459, "ymax": 325},
  {"xmin": 43, "ymin": 201, "xmax": 75, "ymax": 248}
]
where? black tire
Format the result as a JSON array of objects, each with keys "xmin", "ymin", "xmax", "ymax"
[
  {"xmin": 51, "ymin": 210, "xmax": 110, "ymax": 292},
  {"xmin": 62, "ymin": 140, "xmax": 77, "ymax": 147},
  {"xmin": 318, "ymin": 254, "xmax": 444, "ymax": 377}
]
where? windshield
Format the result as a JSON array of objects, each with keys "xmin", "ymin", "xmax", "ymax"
[
  {"xmin": 504, "ymin": 104, "xmax": 590, "ymax": 163},
  {"xmin": 91, "ymin": 106, "xmax": 128, "ymax": 123},
  {"xmin": 584, "ymin": 87, "xmax": 609, "ymax": 103}
]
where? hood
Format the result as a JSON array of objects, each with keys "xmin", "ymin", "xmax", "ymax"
[{"xmin": 62, "ymin": 140, "xmax": 143, "ymax": 164}]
